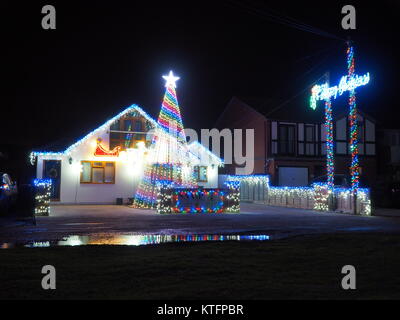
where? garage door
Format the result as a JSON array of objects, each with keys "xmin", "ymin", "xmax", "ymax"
[{"xmin": 278, "ymin": 167, "xmax": 309, "ymax": 187}]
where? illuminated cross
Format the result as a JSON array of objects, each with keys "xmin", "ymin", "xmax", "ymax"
[{"xmin": 310, "ymin": 44, "xmax": 370, "ymax": 194}]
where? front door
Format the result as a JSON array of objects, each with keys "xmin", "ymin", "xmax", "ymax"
[{"xmin": 43, "ymin": 160, "xmax": 61, "ymax": 200}]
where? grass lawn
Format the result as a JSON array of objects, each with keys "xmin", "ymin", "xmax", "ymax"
[{"xmin": 1, "ymin": 233, "xmax": 399, "ymax": 299}]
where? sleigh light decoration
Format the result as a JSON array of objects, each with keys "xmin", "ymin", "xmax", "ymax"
[{"xmin": 94, "ymin": 138, "xmax": 121, "ymax": 157}]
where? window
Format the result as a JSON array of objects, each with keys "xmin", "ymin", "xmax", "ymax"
[
  {"xmin": 110, "ymin": 120, "xmax": 120, "ymax": 131},
  {"xmin": 278, "ymin": 125, "xmax": 295, "ymax": 155},
  {"xmin": 134, "ymin": 120, "xmax": 143, "ymax": 140},
  {"xmin": 109, "ymin": 114, "xmax": 147, "ymax": 150},
  {"xmin": 194, "ymin": 166, "xmax": 208, "ymax": 182},
  {"xmin": 134, "ymin": 120, "xmax": 142, "ymax": 131},
  {"xmin": 81, "ymin": 162, "xmax": 91, "ymax": 182},
  {"xmin": 305, "ymin": 125, "xmax": 315, "ymax": 155},
  {"xmin": 80, "ymin": 161, "xmax": 115, "ymax": 184},
  {"xmin": 124, "ymin": 120, "xmax": 132, "ymax": 131}
]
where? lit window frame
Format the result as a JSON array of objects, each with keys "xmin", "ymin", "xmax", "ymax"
[
  {"xmin": 80, "ymin": 161, "xmax": 116, "ymax": 184},
  {"xmin": 194, "ymin": 165, "xmax": 208, "ymax": 182}
]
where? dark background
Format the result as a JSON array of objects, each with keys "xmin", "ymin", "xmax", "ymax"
[{"xmin": 1, "ymin": 0, "xmax": 399, "ymax": 181}]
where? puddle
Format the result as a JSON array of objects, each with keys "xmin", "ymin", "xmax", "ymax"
[
  {"xmin": 1, "ymin": 233, "xmax": 270, "ymax": 249},
  {"xmin": 62, "ymin": 223, "xmax": 104, "ymax": 226}
]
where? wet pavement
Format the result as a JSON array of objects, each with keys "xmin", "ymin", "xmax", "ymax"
[{"xmin": 1, "ymin": 203, "xmax": 400, "ymax": 243}]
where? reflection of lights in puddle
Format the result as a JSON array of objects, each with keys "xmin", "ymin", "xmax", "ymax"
[
  {"xmin": 339, "ymin": 227, "xmax": 378, "ymax": 231},
  {"xmin": 1, "ymin": 234, "xmax": 271, "ymax": 248},
  {"xmin": 57, "ymin": 234, "xmax": 271, "ymax": 246},
  {"xmin": 62, "ymin": 223, "xmax": 104, "ymax": 226},
  {"xmin": 26, "ymin": 241, "xmax": 50, "ymax": 248}
]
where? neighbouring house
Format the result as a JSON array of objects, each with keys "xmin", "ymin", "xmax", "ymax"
[
  {"xmin": 373, "ymin": 128, "xmax": 400, "ymax": 207},
  {"xmin": 215, "ymin": 96, "xmax": 376, "ymax": 187},
  {"xmin": 377, "ymin": 129, "xmax": 400, "ymax": 182},
  {"xmin": 31, "ymin": 105, "xmax": 222, "ymax": 204}
]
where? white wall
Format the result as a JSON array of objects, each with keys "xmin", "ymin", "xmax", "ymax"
[
  {"xmin": 37, "ymin": 126, "xmax": 145, "ymax": 204},
  {"xmin": 36, "ymin": 127, "xmax": 221, "ymax": 204},
  {"xmin": 187, "ymin": 142, "xmax": 221, "ymax": 189}
]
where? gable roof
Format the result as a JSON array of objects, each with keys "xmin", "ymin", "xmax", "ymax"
[
  {"xmin": 234, "ymin": 95, "xmax": 325, "ymax": 123},
  {"xmin": 32, "ymin": 105, "xmax": 223, "ymax": 166},
  {"xmin": 188, "ymin": 141, "xmax": 224, "ymax": 166},
  {"xmin": 220, "ymin": 94, "xmax": 375, "ymax": 125},
  {"xmin": 32, "ymin": 104, "xmax": 158, "ymax": 156}
]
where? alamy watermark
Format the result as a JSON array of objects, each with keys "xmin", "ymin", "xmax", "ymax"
[
  {"xmin": 146, "ymin": 125, "xmax": 255, "ymax": 174},
  {"xmin": 341, "ymin": 5, "xmax": 356, "ymax": 30},
  {"xmin": 41, "ymin": 5, "xmax": 56, "ymax": 30},
  {"xmin": 41, "ymin": 265, "xmax": 56, "ymax": 289},
  {"xmin": 341, "ymin": 265, "xmax": 356, "ymax": 290}
]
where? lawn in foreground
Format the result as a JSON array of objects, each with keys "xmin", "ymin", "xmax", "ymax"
[{"xmin": 1, "ymin": 233, "xmax": 399, "ymax": 299}]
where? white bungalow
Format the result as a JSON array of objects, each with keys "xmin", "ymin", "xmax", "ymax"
[{"xmin": 31, "ymin": 105, "xmax": 223, "ymax": 204}]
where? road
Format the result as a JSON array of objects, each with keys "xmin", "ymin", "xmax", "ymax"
[{"xmin": 1, "ymin": 203, "xmax": 400, "ymax": 243}]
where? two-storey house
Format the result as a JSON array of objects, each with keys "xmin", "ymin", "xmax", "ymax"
[{"xmin": 216, "ymin": 96, "xmax": 376, "ymax": 186}]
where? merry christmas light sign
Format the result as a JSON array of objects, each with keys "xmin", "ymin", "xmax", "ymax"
[{"xmin": 310, "ymin": 72, "xmax": 370, "ymax": 110}]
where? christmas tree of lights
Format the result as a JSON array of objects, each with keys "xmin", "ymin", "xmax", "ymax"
[
  {"xmin": 133, "ymin": 71, "xmax": 197, "ymax": 208},
  {"xmin": 158, "ymin": 71, "xmax": 187, "ymax": 144}
]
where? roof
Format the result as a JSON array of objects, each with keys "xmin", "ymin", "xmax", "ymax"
[
  {"xmin": 32, "ymin": 105, "xmax": 223, "ymax": 165},
  {"xmin": 221, "ymin": 93, "xmax": 375, "ymax": 125},
  {"xmin": 188, "ymin": 141, "xmax": 224, "ymax": 166},
  {"xmin": 236, "ymin": 95, "xmax": 325, "ymax": 123},
  {"xmin": 32, "ymin": 105, "xmax": 158, "ymax": 156}
]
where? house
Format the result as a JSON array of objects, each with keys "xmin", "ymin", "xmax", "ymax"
[
  {"xmin": 376, "ymin": 129, "xmax": 400, "ymax": 182},
  {"xmin": 215, "ymin": 96, "xmax": 376, "ymax": 187},
  {"xmin": 31, "ymin": 105, "xmax": 222, "ymax": 204}
]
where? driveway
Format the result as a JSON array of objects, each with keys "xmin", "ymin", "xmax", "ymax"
[{"xmin": 1, "ymin": 203, "xmax": 400, "ymax": 242}]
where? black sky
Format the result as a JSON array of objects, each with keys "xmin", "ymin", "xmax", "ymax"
[{"xmin": 3, "ymin": 0, "xmax": 399, "ymax": 148}]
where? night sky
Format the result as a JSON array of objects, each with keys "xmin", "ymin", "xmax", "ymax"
[{"xmin": 3, "ymin": 0, "xmax": 399, "ymax": 149}]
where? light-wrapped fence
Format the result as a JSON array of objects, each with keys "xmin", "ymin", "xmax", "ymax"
[
  {"xmin": 335, "ymin": 188, "xmax": 371, "ymax": 215},
  {"xmin": 225, "ymin": 175, "xmax": 269, "ymax": 202},
  {"xmin": 268, "ymin": 186, "xmax": 315, "ymax": 210},
  {"xmin": 155, "ymin": 181, "xmax": 240, "ymax": 214},
  {"xmin": 33, "ymin": 179, "xmax": 52, "ymax": 216},
  {"xmin": 268, "ymin": 183, "xmax": 371, "ymax": 215},
  {"xmin": 224, "ymin": 174, "xmax": 372, "ymax": 215}
]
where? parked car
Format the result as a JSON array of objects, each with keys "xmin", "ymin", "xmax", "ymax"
[
  {"xmin": 0, "ymin": 172, "xmax": 18, "ymax": 214},
  {"xmin": 310, "ymin": 174, "xmax": 368, "ymax": 188}
]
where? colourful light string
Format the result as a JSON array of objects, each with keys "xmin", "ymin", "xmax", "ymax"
[
  {"xmin": 324, "ymin": 99, "xmax": 334, "ymax": 190},
  {"xmin": 347, "ymin": 46, "xmax": 359, "ymax": 194},
  {"xmin": 133, "ymin": 75, "xmax": 196, "ymax": 209},
  {"xmin": 31, "ymin": 105, "xmax": 158, "ymax": 158},
  {"xmin": 158, "ymin": 85, "xmax": 186, "ymax": 144},
  {"xmin": 172, "ymin": 188, "xmax": 225, "ymax": 213},
  {"xmin": 310, "ymin": 91, "xmax": 335, "ymax": 190}
]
